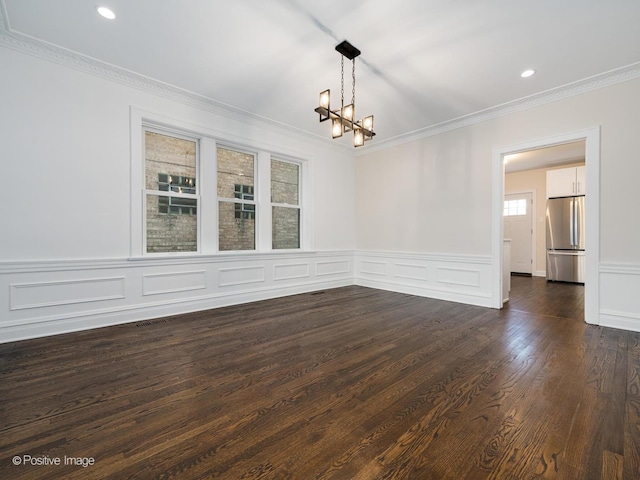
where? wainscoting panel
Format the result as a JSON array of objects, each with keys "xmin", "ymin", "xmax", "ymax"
[
  {"xmin": 219, "ymin": 266, "xmax": 266, "ymax": 287},
  {"xmin": 10, "ymin": 276, "xmax": 125, "ymax": 310},
  {"xmin": 316, "ymin": 260, "xmax": 350, "ymax": 277},
  {"xmin": 0, "ymin": 251, "xmax": 354, "ymax": 343},
  {"xmin": 435, "ymin": 267, "xmax": 481, "ymax": 288},
  {"xmin": 395, "ymin": 263, "xmax": 429, "ymax": 281},
  {"xmin": 360, "ymin": 260, "xmax": 388, "ymax": 277},
  {"xmin": 3, "ymin": 254, "xmax": 637, "ymax": 342},
  {"xmin": 355, "ymin": 251, "xmax": 493, "ymax": 307},
  {"xmin": 273, "ymin": 263, "xmax": 310, "ymax": 281},
  {"xmin": 599, "ymin": 263, "xmax": 640, "ymax": 332},
  {"xmin": 143, "ymin": 271, "xmax": 207, "ymax": 296}
]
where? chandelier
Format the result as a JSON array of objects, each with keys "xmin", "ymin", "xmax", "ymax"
[{"xmin": 314, "ymin": 40, "xmax": 375, "ymax": 147}]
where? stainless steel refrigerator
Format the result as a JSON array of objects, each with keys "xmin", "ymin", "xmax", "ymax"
[{"xmin": 546, "ymin": 196, "xmax": 585, "ymax": 283}]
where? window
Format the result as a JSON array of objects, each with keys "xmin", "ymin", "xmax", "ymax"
[
  {"xmin": 133, "ymin": 109, "xmax": 307, "ymax": 256},
  {"xmin": 217, "ymin": 146, "xmax": 256, "ymax": 251},
  {"xmin": 271, "ymin": 159, "xmax": 300, "ymax": 249},
  {"xmin": 144, "ymin": 130, "xmax": 198, "ymax": 253},
  {"xmin": 503, "ymin": 199, "xmax": 527, "ymax": 216}
]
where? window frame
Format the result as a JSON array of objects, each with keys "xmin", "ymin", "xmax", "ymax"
[
  {"xmin": 216, "ymin": 144, "xmax": 259, "ymax": 252},
  {"xmin": 503, "ymin": 198, "xmax": 527, "ymax": 217},
  {"xmin": 129, "ymin": 107, "xmax": 310, "ymax": 258},
  {"xmin": 142, "ymin": 126, "xmax": 202, "ymax": 256},
  {"xmin": 270, "ymin": 157, "xmax": 302, "ymax": 250}
]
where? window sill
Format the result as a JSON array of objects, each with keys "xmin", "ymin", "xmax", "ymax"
[{"xmin": 128, "ymin": 249, "xmax": 315, "ymax": 264}]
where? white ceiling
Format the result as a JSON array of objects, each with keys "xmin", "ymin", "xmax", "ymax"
[
  {"xmin": 504, "ymin": 141, "xmax": 585, "ymax": 174},
  {"xmin": 3, "ymin": 0, "xmax": 640, "ymax": 146}
]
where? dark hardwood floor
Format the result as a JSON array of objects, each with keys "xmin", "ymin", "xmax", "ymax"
[{"xmin": 1, "ymin": 277, "xmax": 639, "ymax": 479}]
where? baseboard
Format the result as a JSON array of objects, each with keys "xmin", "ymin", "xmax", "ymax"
[{"xmin": 599, "ymin": 310, "xmax": 640, "ymax": 333}]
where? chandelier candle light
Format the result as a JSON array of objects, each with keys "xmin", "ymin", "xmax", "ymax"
[{"xmin": 315, "ymin": 40, "xmax": 375, "ymax": 147}]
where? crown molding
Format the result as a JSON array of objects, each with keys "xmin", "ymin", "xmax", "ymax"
[
  {"xmin": 2, "ymin": 1, "xmax": 639, "ymax": 158},
  {"xmin": 357, "ymin": 61, "xmax": 640, "ymax": 156},
  {"xmin": 0, "ymin": 12, "xmax": 350, "ymax": 154}
]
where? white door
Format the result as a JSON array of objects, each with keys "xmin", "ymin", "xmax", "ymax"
[{"xmin": 504, "ymin": 192, "xmax": 533, "ymax": 274}]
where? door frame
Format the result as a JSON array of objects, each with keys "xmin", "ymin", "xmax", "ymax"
[
  {"xmin": 491, "ymin": 127, "xmax": 600, "ymax": 325},
  {"xmin": 504, "ymin": 190, "xmax": 536, "ymax": 276}
]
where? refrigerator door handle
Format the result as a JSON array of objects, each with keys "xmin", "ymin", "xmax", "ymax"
[
  {"xmin": 575, "ymin": 198, "xmax": 580, "ymax": 248},
  {"xmin": 569, "ymin": 198, "xmax": 575, "ymax": 247},
  {"xmin": 575, "ymin": 198, "xmax": 584, "ymax": 248}
]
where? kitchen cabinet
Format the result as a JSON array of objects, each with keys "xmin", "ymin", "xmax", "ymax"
[{"xmin": 546, "ymin": 166, "xmax": 586, "ymax": 198}]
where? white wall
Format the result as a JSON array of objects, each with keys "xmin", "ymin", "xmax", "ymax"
[
  {"xmin": 356, "ymin": 77, "xmax": 640, "ymax": 331},
  {"xmin": 0, "ymin": 47, "xmax": 356, "ymax": 261},
  {"xmin": 2, "ymin": 42, "xmax": 639, "ymax": 340},
  {"xmin": 0, "ymin": 45, "xmax": 356, "ymax": 342}
]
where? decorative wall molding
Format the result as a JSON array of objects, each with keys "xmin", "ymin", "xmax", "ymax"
[
  {"xmin": 435, "ymin": 267, "xmax": 481, "ymax": 288},
  {"xmin": 2, "ymin": 3, "xmax": 639, "ymax": 156},
  {"xmin": 354, "ymin": 250, "xmax": 493, "ymax": 307},
  {"xmin": 358, "ymin": 62, "xmax": 640, "ymax": 155},
  {"xmin": 599, "ymin": 263, "xmax": 640, "ymax": 275},
  {"xmin": 142, "ymin": 270, "xmax": 207, "ymax": 296},
  {"xmin": 360, "ymin": 260, "xmax": 388, "ymax": 277},
  {"xmin": 273, "ymin": 263, "xmax": 310, "ymax": 281},
  {"xmin": 599, "ymin": 263, "xmax": 640, "ymax": 333},
  {"xmin": 0, "ymin": 251, "xmax": 354, "ymax": 343},
  {"xmin": 316, "ymin": 260, "xmax": 350, "ymax": 276},
  {"xmin": 0, "ymin": 14, "xmax": 347, "ymax": 153},
  {"xmin": 219, "ymin": 266, "xmax": 266, "ymax": 287},
  {"xmin": 10, "ymin": 277, "xmax": 125, "ymax": 311},
  {"xmin": 394, "ymin": 263, "xmax": 428, "ymax": 281},
  {"xmin": 2, "ymin": 252, "xmax": 639, "ymax": 341}
]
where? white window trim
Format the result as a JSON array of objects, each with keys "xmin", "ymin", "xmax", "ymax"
[{"xmin": 129, "ymin": 106, "xmax": 311, "ymax": 258}]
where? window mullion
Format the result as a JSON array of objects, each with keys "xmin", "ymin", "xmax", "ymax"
[{"xmin": 200, "ymin": 137, "xmax": 217, "ymax": 254}]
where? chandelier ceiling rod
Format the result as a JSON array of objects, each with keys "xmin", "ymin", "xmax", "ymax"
[{"xmin": 314, "ymin": 40, "xmax": 375, "ymax": 147}]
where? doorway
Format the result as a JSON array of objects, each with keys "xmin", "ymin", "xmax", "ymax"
[{"xmin": 491, "ymin": 127, "xmax": 600, "ymax": 325}]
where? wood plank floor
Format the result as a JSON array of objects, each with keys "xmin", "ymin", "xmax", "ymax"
[{"xmin": 1, "ymin": 276, "xmax": 639, "ymax": 479}]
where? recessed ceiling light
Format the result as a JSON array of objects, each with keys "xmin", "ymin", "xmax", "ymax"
[
  {"xmin": 96, "ymin": 6, "xmax": 116, "ymax": 20},
  {"xmin": 521, "ymin": 69, "xmax": 536, "ymax": 78}
]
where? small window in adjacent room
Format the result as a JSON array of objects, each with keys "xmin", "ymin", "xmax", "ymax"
[
  {"xmin": 217, "ymin": 146, "xmax": 256, "ymax": 251},
  {"xmin": 144, "ymin": 130, "xmax": 199, "ymax": 253},
  {"xmin": 271, "ymin": 158, "xmax": 300, "ymax": 249},
  {"xmin": 503, "ymin": 198, "xmax": 527, "ymax": 216}
]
